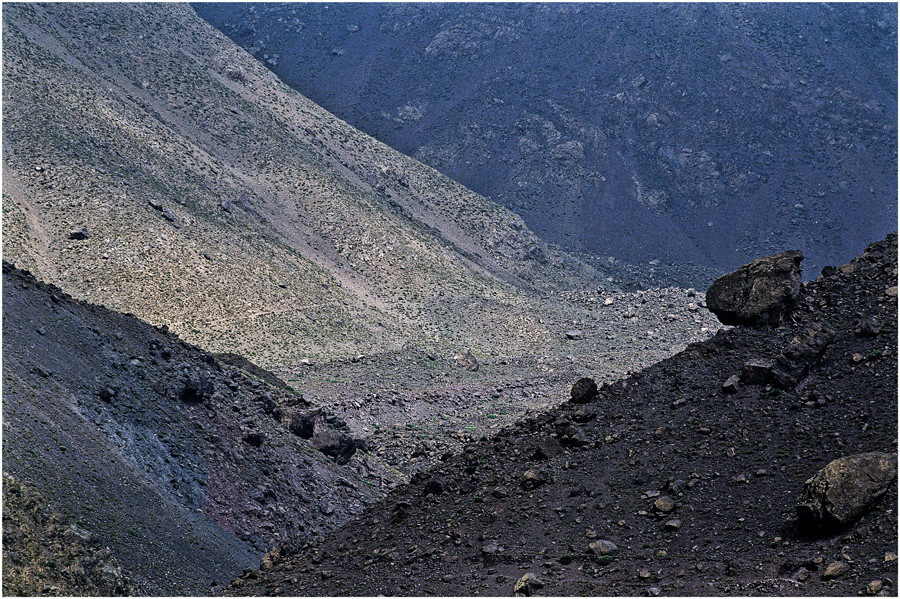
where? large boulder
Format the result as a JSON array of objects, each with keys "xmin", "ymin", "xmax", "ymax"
[
  {"xmin": 706, "ymin": 250, "xmax": 803, "ymax": 326},
  {"xmin": 797, "ymin": 452, "xmax": 897, "ymax": 531}
]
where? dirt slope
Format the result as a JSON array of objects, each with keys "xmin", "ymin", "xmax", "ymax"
[{"xmin": 226, "ymin": 234, "xmax": 897, "ymax": 597}]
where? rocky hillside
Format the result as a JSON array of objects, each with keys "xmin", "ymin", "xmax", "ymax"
[
  {"xmin": 196, "ymin": 2, "xmax": 898, "ymax": 278},
  {"xmin": 2, "ymin": 2, "xmax": 683, "ymax": 374},
  {"xmin": 2, "ymin": 262, "xmax": 387, "ymax": 595},
  {"xmin": 226, "ymin": 235, "xmax": 897, "ymax": 596}
]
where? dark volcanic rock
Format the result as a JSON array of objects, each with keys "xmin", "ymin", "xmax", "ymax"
[
  {"xmin": 310, "ymin": 429, "xmax": 357, "ymax": 465},
  {"xmin": 68, "ymin": 226, "xmax": 90, "ymax": 240},
  {"xmin": 797, "ymin": 452, "xmax": 898, "ymax": 531},
  {"xmin": 706, "ymin": 250, "xmax": 803, "ymax": 326},
  {"xmin": 570, "ymin": 377, "xmax": 599, "ymax": 404},
  {"xmin": 286, "ymin": 409, "xmax": 319, "ymax": 439},
  {"xmin": 771, "ymin": 321, "xmax": 835, "ymax": 389},
  {"xmin": 741, "ymin": 359, "xmax": 777, "ymax": 385}
]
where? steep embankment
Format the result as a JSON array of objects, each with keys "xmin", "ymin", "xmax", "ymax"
[
  {"xmin": 227, "ymin": 235, "xmax": 897, "ymax": 597},
  {"xmin": 197, "ymin": 2, "xmax": 897, "ymax": 277},
  {"xmin": 2, "ymin": 263, "xmax": 385, "ymax": 595},
  {"xmin": 4, "ymin": 2, "xmax": 648, "ymax": 372}
]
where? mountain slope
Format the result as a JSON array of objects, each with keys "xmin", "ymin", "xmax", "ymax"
[
  {"xmin": 226, "ymin": 234, "xmax": 898, "ymax": 596},
  {"xmin": 3, "ymin": 1, "xmax": 631, "ymax": 372},
  {"xmin": 196, "ymin": 2, "xmax": 898, "ymax": 277},
  {"xmin": 2, "ymin": 262, "xmax": 383, "ymax": 595}
]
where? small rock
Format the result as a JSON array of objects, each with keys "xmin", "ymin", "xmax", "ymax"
[
  {"xmin": 741, "ymin": 359, "xmax": 776, "ymax": 385},
  {"xmin": 454, "ymin": 350, "xmax": 479, "ymax": 372},
  {"xmin": 531, "ymin": 437, "xmax": 563, "ymax": 460},
  {"xmin": 178, "ymin": 375, "xmax": 213, "ymax": 403},
  {"xmin": 664, "ymin": 519, "xmax": 682, "ymax": 531},
  {"xmin": 565, "ymin": 330, "xmax": 584, "ymax": 340},
  {"xmin": 259, "ymin": 546, "xmax": 282, "ymax": 571},
  {"xmin": 481, "ymin": 542, "xmax": 500, "ymax": 555},
  {"xmin": 867, "ymin": 580, "xmax": 884, "ymax": 595},
  {"xmin": 310, "ymin": 429, "xmax": 357, "ymax": 465},
  {"xmin": 648, "ymin": 587, "xmax": 661, "ymax": 596},
  {"xmin": 588, "ymin": 540, "xmax": 617, "ymax": 555},
  {"xmin": 423, "ymin": 477, "xmax": 445, "ymax": 496},
  {"xmin": 97, "ymin": 387, "xmax": 116, "ymax": 402},
  {"xmin": 68, "ymin": 226, "xmax": 90, "ymax": 240},
  {"xmin": 822, "ymin": 561, "xmax": 850, "ymax": 580},
  {"xmin": 722, "ymin": 375, "xmax": 740, "ymax": 394},
  {"xmin": 603, "ymin": 297, "xmax": 614, "ymax": 306},
  {"xmin": 856, "ymin": 316, "xmax": 882, "ymax": 337},
  {"xmin": 513, "ymin": 572, "xmax": 543, "ymax": 596},
  {"xmin": 886, "ymin": 287, "xmax": 898, "ymax": 297},
  {"xmin": 884, "ymin": 552, "xmax": 897, "ymax": 563},
  {"xmin": 638, "ymin": 569, "xmax": 651, "ymax": 579},
  {"xmin": 653, "ymin": 496, "xmax": 676, "ymax": 513},
  {"xmin": 522, "ymin": 469, "xmax": 548, "ymax": 491}
]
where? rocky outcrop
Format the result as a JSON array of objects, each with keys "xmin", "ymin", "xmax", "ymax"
[
  {"xmin": 706, "ymin": 250, "xmax": 803, "ymax": 326},
  {"xmin": 797, "ymin": 452, "xmax": 898, "ymax": 531}
]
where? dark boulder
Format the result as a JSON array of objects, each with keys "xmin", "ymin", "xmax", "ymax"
[
  {"xmin": 68, "ymin": 226, "xmax": 90, "ymax": 240},
  {"xmin": 286, "ymin": 410, "xmax": 319, "ymax": 439},
  {"xmin": 797, "ymin": 452, "xmax": 897, "ymax": 532},
  {"xmin": 310, "ymin": 429, "xmax": 357, "ymax": 465},
  {"xmin": 706, "ymin": 250, "xmax": 803, "ymax": 326},
  {"xmin": 570, "ymin": 377, "xmax": 599, "ymax": 404}
]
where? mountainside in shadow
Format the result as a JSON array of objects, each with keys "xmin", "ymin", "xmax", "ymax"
[
  {"xmin": 226, "ymin": 234, "xmax": 898, "ymax": 596},
  {"xmin": 196, "ymin": 2, "xmax": 898, "ymax": 277},
  {"xmin": 2, "ymin": 262, "xmax": 389, "ymax": 595}
]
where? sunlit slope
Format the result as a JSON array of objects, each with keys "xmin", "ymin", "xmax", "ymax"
[{"xmin": 3, "ymin": 3, "xmax": 600, "ymax": 369}]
